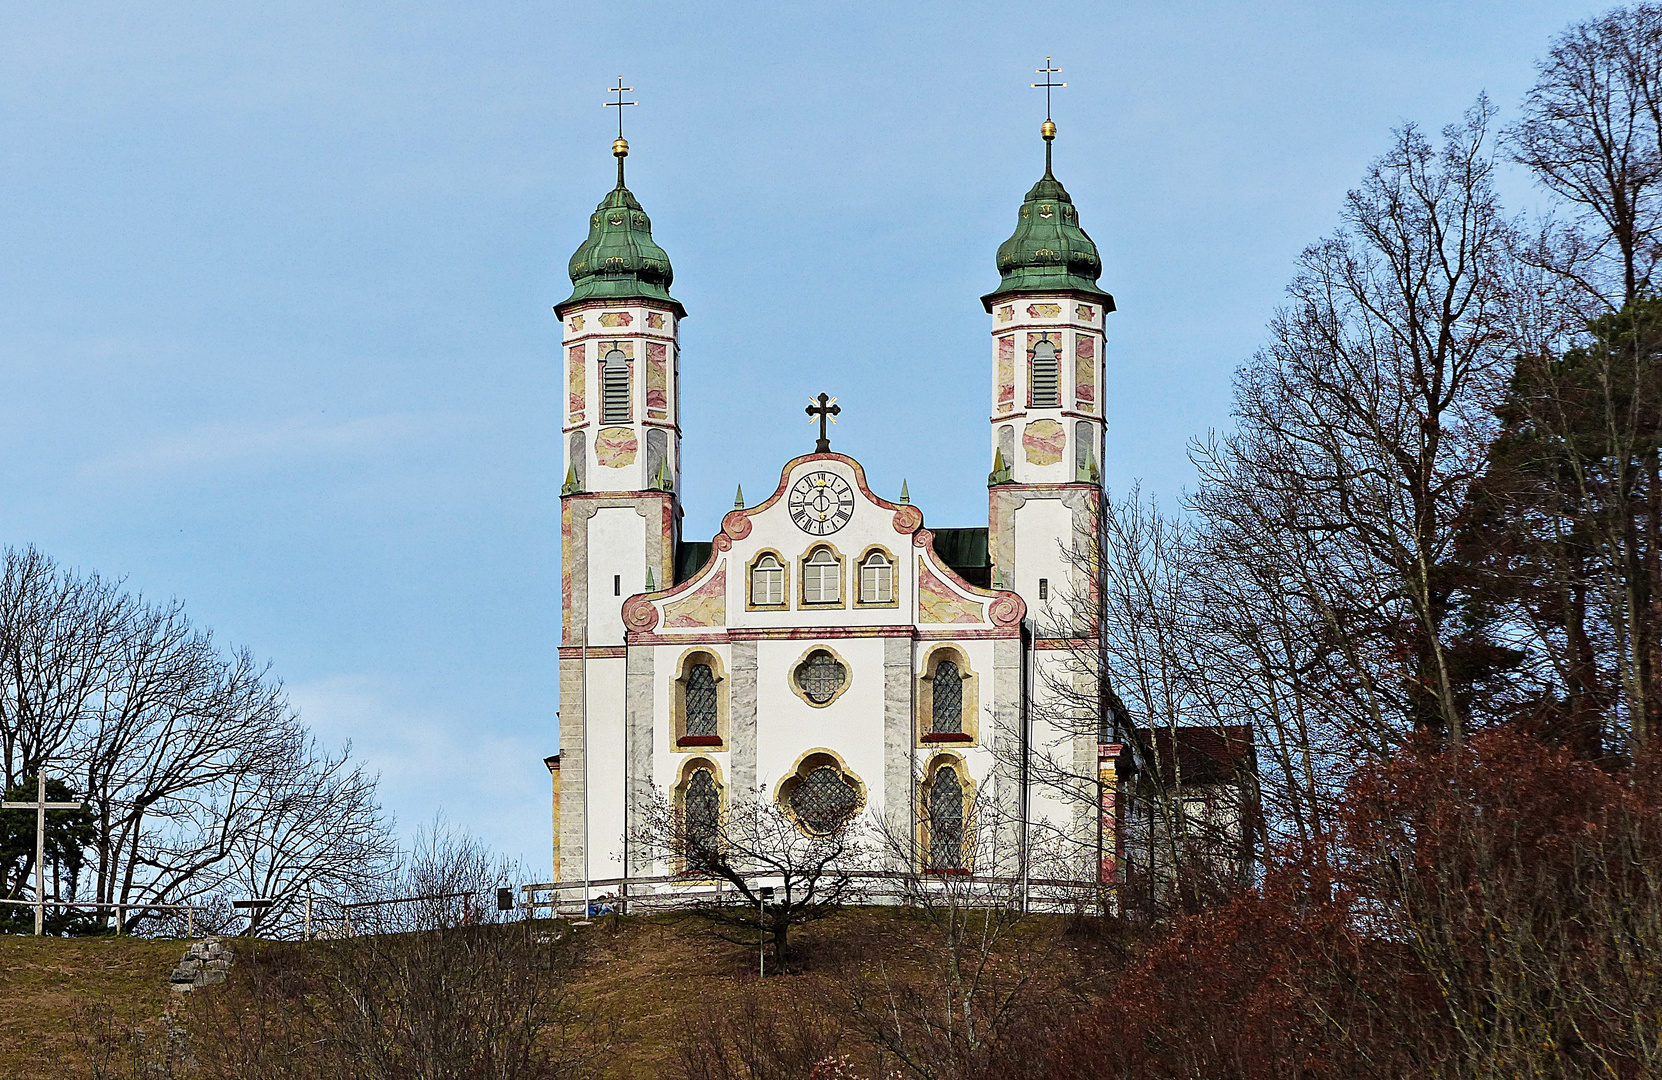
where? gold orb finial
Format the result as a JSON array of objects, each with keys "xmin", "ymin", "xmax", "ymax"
[
  {"xmin": 1041, "ymin": 119, "xmax": 1056, "ymax": 142},
  {"xmin": 613, "ymin": 137, "xmax": 629, "ymax": 158}
]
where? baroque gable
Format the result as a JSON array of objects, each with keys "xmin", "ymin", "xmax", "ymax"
[{"xmin": 621, "ymin": 453, "xmax": 1025, "ymax": 644}]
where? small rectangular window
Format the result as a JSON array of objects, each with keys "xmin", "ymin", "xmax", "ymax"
[
  {"xmin": 803, "ymin": 551, "xmax": 840, "ymax": 604},
  {"xmin": 614, "ymin": 575, "xmax": 621, "ymax": 596},
  {"xmin": 751, "ymin": 556, "xmax": 785, "ymax": 606},
  {"xmin": 1038, "ymin": 578, "xmax": 1049, "ymax": 601},
  {"xmin": 859, "ymin": 554, "xmax": 893, "ymax": 604}
]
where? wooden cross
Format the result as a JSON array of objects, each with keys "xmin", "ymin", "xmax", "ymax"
[
  {"xmin": 806, "ymin": 393, "xmax": 841, "ymax": 453},
  {"xmin": 2, "ymin": 773, "xmax": 85, "ymax": 935},
  {"xmin": 605, "ymin": 75, "xmax": 636, "ymax": 139},
  {"xmin": 1032, "ymin": 57, "xmax": 1066, "ymax": 120}
]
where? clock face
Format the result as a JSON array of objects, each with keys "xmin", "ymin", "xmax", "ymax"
[{"xmin": 788, "ymin": 471, "xmax": 856, "ymax": 536}]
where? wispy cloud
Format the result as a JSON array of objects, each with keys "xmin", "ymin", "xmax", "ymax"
[
  {"xmin": 288, "ymin": 674, "xmax": 552, "ymax": 875},
  {"xmin": 86, "ymin": 413, "xmax": 421, "ymax": 477}
]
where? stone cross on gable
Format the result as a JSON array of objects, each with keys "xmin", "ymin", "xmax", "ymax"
[
  {"xmin": 2, "ymin": 773, "xmax": 85, "ymax": 935},
  {"xmin": 806, "ymin": 393, "xmax": 841, "ymax": 453}
]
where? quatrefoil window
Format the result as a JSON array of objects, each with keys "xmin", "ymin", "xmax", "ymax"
[{"xmin": 795, "ymin": 650, "xmax": 847, "ymax": 706}]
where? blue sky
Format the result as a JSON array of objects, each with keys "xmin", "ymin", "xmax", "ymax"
[{"xmin": 0, "ymin": 0, "xmax": 1604, "ymax": 871}]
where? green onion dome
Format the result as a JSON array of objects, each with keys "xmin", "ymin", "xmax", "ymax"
[
  {"xmin": 557, "ymin": 141, "xmax": 685, "ymax": 317},
  {"xmin": 981, "ymin": 129, "xmax": 1115, "ymax": 313}
]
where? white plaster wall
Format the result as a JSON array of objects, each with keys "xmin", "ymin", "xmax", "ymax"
[
  {"xmin": 753, "ymin": 636, "xmax": 890, "ymax": 811},
  {"xmin": 583, "ymin": 655, "xmax": 629, "ymax": 880},
  {"xmin": 587, "ymin": 507, "xmax": 648, "ymax": 645},
  {"xmin": 1021, "ymin": 647, "xmax": 1097, "ymax": 877},
  {"xmin": 1013, "ymin": 497, "xmax": 1076, "ymax": 634}
]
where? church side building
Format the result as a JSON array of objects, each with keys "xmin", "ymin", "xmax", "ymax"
[{"xmin": 552, "ymin": 120, "xmax": 1128, "ymax": 891}]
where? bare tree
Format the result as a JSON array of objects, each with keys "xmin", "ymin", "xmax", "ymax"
[
  {"xmin": 1192, "ymin": 100, "xmax": 1517, "ymax": 752},
  {"xmin": 344, "ymin": 814, "xmax": 525, "ymax": 936},
  {"xmin": 78, "ymin": 918, "xmax": 610, "ymax": 1080},
  {"xmin": 837, "ymin": 778, "xmax": 1073, "ymax": 1080},
  {"xmin": 1510, "ymin": 3, "xmax": 1662, "ymax": 308},
  {"xmin": 1012, "ymin": 493, "xmax": 1277, "ymax": 916},
  {"xmin": 1012, "ymin": 104, "xmax": 1524, "ymax": 903},
  {"xmin": 0, "ymin": 545, "xmax": 395, "ymax": 933},
  {"xmin": 633, "ymin": 783, "xmax": 868, "ymax": 971}
]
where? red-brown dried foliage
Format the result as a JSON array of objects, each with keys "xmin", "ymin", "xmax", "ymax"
[{"xmin": 1047, "ymin": 724, "xmax": 1662, "ymax": 1080}]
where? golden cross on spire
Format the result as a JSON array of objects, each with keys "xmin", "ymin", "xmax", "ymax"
[
  {"xmin": 604, "ymin": 76, "xmax": 637, "ymax": 140},
  {"xmin": 1032, "ymin": 57, "xmax": 1065, "ymax": 121}
]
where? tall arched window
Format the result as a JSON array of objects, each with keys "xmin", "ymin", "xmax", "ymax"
[
  {"xmin": 803, "ymin": 547, "xmax": 840, "ymax": 604},
  {"xmin": 685, "ymin": 664, "xmax": 717, "ymax": 737},
  {"xmin": 751, "ymin": 554, "xmax": 785, "ymax": 606},
  {"xmin": 920, "ymin": 650, "xmax": 977, "ymax": 745},
  {"xmin": 932, "ymin": 660, "xmax": 963, "ymax": 734},
  {"xmin": 685, "ymin": 767, "xmax": 720, "ymax": 870},
  {"xmin": 1030, "ymin": 337, "xmax": 1060, "ymax": 407},
  {"xmin": 928, "ymin": 766, "xmax": 965, "ymax": 869},
  {"xmin": 601, "ymin": 347, "xmax": 631, "ymax": 423},
  {"xmin": 859, "ymin": 551, "xmax": 894, "ymax": 604}
]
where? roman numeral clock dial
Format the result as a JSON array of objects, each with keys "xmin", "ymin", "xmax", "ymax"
[{"xmin": 788, "ymin": 471, "xmax": 855, "ymax": 536}]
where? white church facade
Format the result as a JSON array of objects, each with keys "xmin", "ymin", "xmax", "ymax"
[{"xmin": 549, "ymin": 117, "xmax": 1130, "ymax": 891}]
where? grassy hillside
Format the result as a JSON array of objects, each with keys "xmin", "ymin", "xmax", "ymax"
[
  {"xmin": 0, "ymin": 934, "xmax": 184, "ymax": 1078},
  {"xmin": 0, "ymin": 907, "xmax": 1094, "ymax": 1079}
]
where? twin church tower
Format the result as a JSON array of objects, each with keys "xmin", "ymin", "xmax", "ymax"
[{"xmin": 551, "ymin": 101, "xmax": 1119, "ymax": 889}]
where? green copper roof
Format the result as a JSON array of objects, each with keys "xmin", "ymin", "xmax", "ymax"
[
  {"xmin": 557, "ymin": 158, "xmax": 684, "ymax": 317},
  {"xmin": 981, "ymin": 144, "xmax": 1115, "ymax": 312}
]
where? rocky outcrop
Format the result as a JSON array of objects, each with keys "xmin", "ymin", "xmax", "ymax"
[{"xmin": 169, "ymin": 936, "xmax": 234, "ymax": 991}]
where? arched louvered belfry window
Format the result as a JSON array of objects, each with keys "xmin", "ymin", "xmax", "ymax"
[
  {"xmin": 685, "ymin": 767, "xmax": 720, "ymax": 870},
  {"xmin": 1030, "ymin": 337, "xmax": 1060, "ymax": 407},
  {"xmin": 932, "ymin": 660, "xmax": 963, "ymax": 734},
  {"xmin": 685, "ymin": 663, "xmax": 717, "ymax": 738},
  {"xmin": 601, "ymin": 347, "xmax": 630, "ymax": 423},
  {"xmin": 928, "ymin": 766, "xmax": 965, "ymax": 869}
]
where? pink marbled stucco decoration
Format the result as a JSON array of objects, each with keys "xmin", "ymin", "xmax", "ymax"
[
  {"xmin": 646, "ymin": 342, "xmax": 668, "ymax": 417},
  {"xmin": 1023, "ymin": 419, "xmax": 1065, "ymax": 466},
  {"xmin": 568, "ymin": 345, "xmax": 585, "ymax": 420},
  {"xmin": 918, "ymin": 565, "xmax": 984, "ymax": 625},
  {"xmin": 1075, "ymin": 335, "xmax": 1096, "ymax": 409},
  {"xmin": 665, "ymin": 565, "xmax": 726, "ymax": 627},
  {"xmin": 997, "ymin": 336, "xmax": 1015, "ymax": 408},
  {"xmin": 595, "ymin": 427, "xmax": 638, "ymax": 468}
]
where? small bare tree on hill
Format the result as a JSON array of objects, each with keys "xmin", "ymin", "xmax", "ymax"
[{"xmin": 634, "ymin": 783, "xmax": 868, "ymax": 972}]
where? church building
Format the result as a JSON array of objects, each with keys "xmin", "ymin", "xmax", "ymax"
[{"xmin": 549, "ymin": 112, "xmax": 1129, "ymax": 892}]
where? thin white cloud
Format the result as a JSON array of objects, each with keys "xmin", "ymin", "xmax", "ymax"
[
  {"xmin": 86, "ymin": 413, "xmax": 421, "ymax": 477},
  {"xmin": 288, "ymin": 673, "xmax": 551, "ymax": 876}
]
